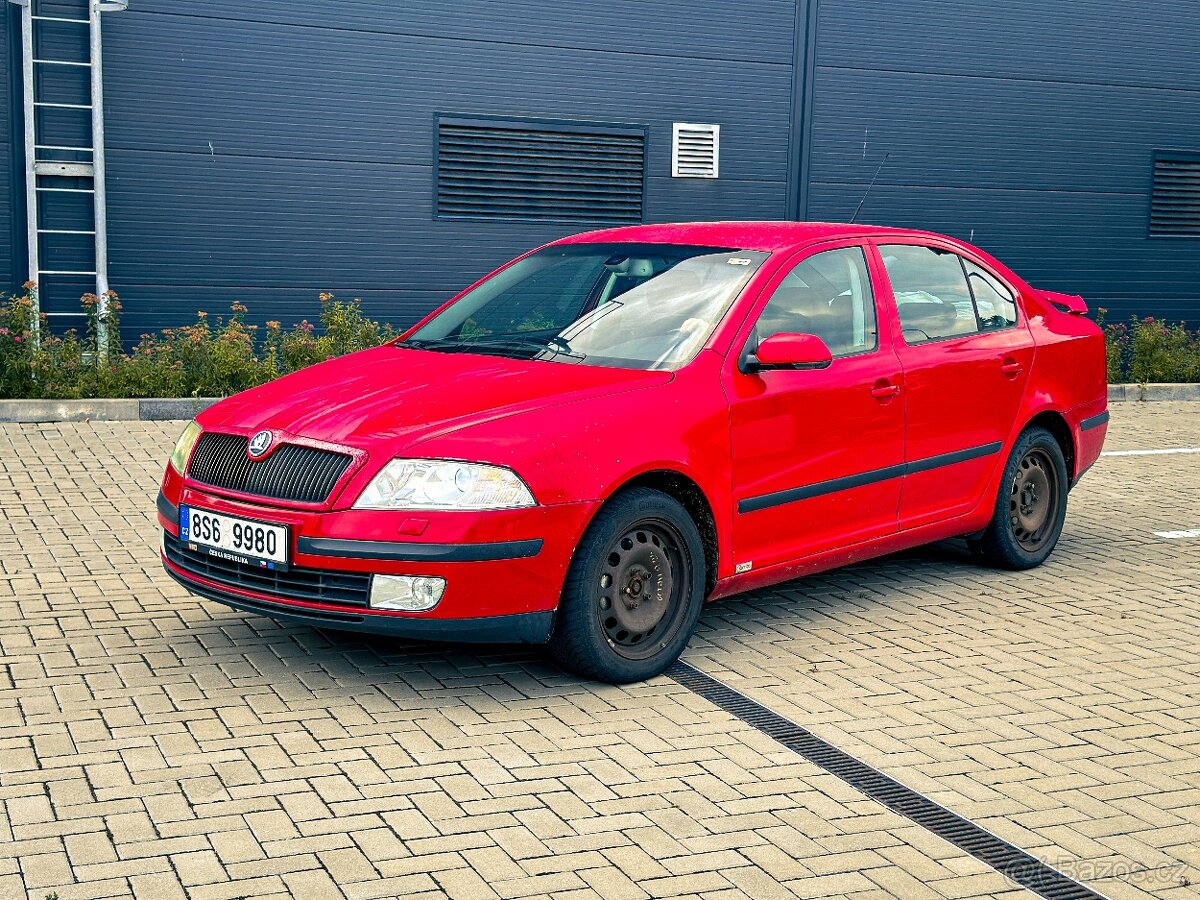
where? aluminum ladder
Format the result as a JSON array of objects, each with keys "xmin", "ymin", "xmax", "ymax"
[{"xmin": 9, "ymin": 0, "xmax": 127, "ymax": 352}]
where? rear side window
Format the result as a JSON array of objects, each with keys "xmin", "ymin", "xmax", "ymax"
[
  {"xmin": 964, "ymin": 261, "xmax": 1018, "ymax": 330},
  {"xmin": 754, "ymin": 246, "xmax": 878, "ymax": 357},
  {"xmin": 880, "ymin": 245, "xmax": 978, "ymax": 343}
]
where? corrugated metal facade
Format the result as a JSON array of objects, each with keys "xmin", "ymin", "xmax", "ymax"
[
  {"xmin": 1, "ymin": 0, "xmax": 1197, "ymax": 338},
  {"xmin": 804, "ymin": 0, "xmax": 1200, "ymax": 324}
]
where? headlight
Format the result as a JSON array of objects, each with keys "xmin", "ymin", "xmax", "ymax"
[
  {"xmin": 353, "ymin": 459, "xmax": 536, "ymax": 511},
  {"xmin": 169, "ymin": 421, "xmax": 203, "ymax": 474}
]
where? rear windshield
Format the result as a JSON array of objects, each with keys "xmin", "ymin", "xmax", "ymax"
[{"xmin": 403, "ymin": 242, "xmax": 770, "ymax": 370}]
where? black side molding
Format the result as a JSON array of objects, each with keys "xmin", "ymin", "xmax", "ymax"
[
  {"xmin": 157, "ymin": 491, "xmax": 178, "ymax": 524},
  {"xmin": 1080, "ymin": 410, "xmax": 1110, "ymax": 431},
  {"xmin": 903, "ymin": 442, "xmax": 1003, "ymax": 475},
  {"xmin": 739, "ymin": 462, "xmax": 906, "ymax": 514},
  {"xmin": 739, "ymin": 441, "xmax": 1004, "ymax": 514},
  {"xmin": 297, "ymin": 536, "xmax": 543, "ymax": 563}
]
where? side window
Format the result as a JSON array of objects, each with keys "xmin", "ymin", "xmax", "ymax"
[
  {"xmin": 754, "ymin": 246, "xmax": 877, "ymax": 357},
  {"xmin": 964, "ymin": 261, "xmax": 1018, "ymax": 330},
  {"xmin": 880, "ymin": 244, "xmax": 979, "ymax": 343}
]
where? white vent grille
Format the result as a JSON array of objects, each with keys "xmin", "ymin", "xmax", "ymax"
[{"xmin": 672, "ymin": 123, "xmax": 720, "ymax": 179}]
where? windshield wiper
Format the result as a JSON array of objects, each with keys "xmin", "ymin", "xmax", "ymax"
[
  {"xmin": 401, "ymin": 336, "xmax": 581, "ymax": 359},
  {"xmin": 465, "ymin": 338, "xmax": 583, "ymax": 359},
  {"xmin": 398, "ymin": 338, "xmax": 463, "ymax": 350}
]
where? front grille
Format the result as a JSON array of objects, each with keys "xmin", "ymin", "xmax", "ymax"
[
  {"xmin": 187, "ymin": 432, "xmax": 353, "ymax": 504},
  {"xmin": 164, "ymin": 531, "xmax": 371, "ymax": 608}
]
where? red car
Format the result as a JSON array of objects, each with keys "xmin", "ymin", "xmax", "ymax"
[{"xmin": 159, "ymin": 222, "xmax": 1108, "ymax": 683}]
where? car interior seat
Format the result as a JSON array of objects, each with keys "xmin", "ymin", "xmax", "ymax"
[{"xmin": 604, "ymin": 258, "xmax": 658, "ymax": 302}]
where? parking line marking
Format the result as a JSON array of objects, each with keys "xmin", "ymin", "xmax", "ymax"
[
  {"xmin": 1101, "ymin": 448, "xmax": 1200, "ymax": 457},
  {"xmin": 668, "ymin": 661, "xmax": 1106, "ymax": 900},
  {"xmin": 1155, "ymin": 529, "xmax": 1200, "ymax": 540}
]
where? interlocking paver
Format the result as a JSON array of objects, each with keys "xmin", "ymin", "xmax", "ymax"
[{"xmin": 1, "ymin": 405, "xmax": 1198, "ymax": 898}]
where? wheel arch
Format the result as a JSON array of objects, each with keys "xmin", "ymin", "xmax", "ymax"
[
  {"xmin": 1020, "ymin": 409, "xmax": 1077, "ymax": 485},
  {"xmin": 608, "ymin": 469, "xmax": 720, "ymax": 596}
]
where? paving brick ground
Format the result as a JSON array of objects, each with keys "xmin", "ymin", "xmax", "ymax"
[{"xmin": 1, "ymin": 403, "xmax": 1197, "ymax": 900}]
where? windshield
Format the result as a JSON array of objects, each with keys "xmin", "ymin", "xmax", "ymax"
[{"xmin": 403, "ymin": 242, "xmax": 770, "ymax": 370}]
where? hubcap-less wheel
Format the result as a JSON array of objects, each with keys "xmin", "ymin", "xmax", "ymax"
[
  {"xmin": 1009, "ymin": 448, "xmax": 1058, "ymax": 552},
  {"xmin": 597, "ymin": 521, "xmax": 689, "ymax": 660},
  {"xmin": 549, "ymin": 487, "xmax": 706, "ymax": 683},
  {"xmin": 969, "ymin": 426, "xmax": 1067, "ymax": 571}
]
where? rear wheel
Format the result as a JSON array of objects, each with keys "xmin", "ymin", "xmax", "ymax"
[
  {"xmin": 549, "ymin": 488, "xmax": 705, "ymax": 683},
  {"xmin": 969, "ymin": 427, "xmax": 1068, "ymax": 569}
]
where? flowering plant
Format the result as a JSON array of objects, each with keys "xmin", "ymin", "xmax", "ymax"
[{"xmin": 0, "ymin": 288, "xmax": 400, "ymax": 399}]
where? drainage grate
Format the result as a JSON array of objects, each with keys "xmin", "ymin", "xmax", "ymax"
[{"xmin": 667, "ymin": 662, "xmax": 1106, "ymax": 900}]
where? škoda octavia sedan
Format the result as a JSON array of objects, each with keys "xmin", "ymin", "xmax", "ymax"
[{"xmin": 159, "ymin": 222, "xmax": 1109, "ymax": 683}]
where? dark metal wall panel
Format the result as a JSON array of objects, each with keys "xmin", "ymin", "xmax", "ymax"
[
  {"xmin": 131, "ymin": 0, "xmax": 795, "ymax": 66},
  {"xmin": 93, "ymin": 2, "xmax": 795, "ymax": 335},
  {"xmin": 814, "ymin": 0, "xmax": 1200, "ymax": 93},
  {"xmin": 806, "ymin": 0, "xmax": 1200, "ymax": 325}
]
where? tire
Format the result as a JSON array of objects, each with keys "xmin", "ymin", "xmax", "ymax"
[
  {"xmin": 968, "ymin": 426, "xmax": 1069, "ymax": 570},
  {"xmin": 548, "ymin": 487, "xmax": 706, "ymax": 684}
]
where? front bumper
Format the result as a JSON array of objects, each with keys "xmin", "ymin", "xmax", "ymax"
[
  {"xmin": 158, "ymin": 475, "xmax": 598, "ymax": 643},
  {"xmin": 162, "ymin": 561, "xmax": 555, "ymax": 643}
]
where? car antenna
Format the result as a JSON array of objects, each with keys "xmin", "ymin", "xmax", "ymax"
[{"xmin": 849, "ymin": 152, "xmax": 890, "ymax": 225}]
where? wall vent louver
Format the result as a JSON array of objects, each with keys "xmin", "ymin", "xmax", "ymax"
[
  {"xmin": 436, "ymin": 117, "xmax": 645, "ymax": 224},
  {"xmin": 1150, "ymin": 152, "xmax": 1200, "ymax": 237}
]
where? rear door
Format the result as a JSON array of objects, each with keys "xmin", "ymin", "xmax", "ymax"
[
  {"xmin": 724, "ymin": 242, "xmax": 905, "ymax": 570},
  {"xmin": 872, "ymin": 240, "xmax": 1034, "ymax": 529}
]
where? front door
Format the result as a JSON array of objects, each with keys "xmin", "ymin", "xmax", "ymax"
[
  {"xmin": 873, "ymin": 241, "xmax": 1034, "ymax": 529},
  {"xmin": 725, "ymin": 242, "xmax": 906, "ymax": 572}
]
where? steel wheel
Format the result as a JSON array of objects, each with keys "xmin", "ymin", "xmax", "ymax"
[
  {"xmin": 596, "ymin": 520, "xmax": 690, "ymax": 661},
  {"xmin": 1008, "ymin": 447, "xmax": 1060, "ymax": 552},
  {"xmin": 550, "ymin": 487, "xmax": 706, "ymax": 683}
]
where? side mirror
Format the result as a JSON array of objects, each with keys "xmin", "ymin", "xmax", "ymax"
[{"xmin": 743, "ymin": 332, "xmax": 833, "ymax": 373}]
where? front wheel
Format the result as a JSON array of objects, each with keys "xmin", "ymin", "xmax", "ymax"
[
  {"xmin": 549, "ymin": 488, "xmax": 705, "ymax": 683},
  {"xmin": 968, "ymin": 427, "xmax": 1068, "ymax": 570}
]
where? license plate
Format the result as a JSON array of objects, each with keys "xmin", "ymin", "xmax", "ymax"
[{"xmin": 179, "ymin": 506, "xmax": 289, "ymax": 569}]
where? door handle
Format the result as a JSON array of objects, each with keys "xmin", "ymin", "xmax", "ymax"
[
  {"xmin": 871, "ymin": 382, "xmax": 901, "ymax": 400},
  {"xmin": 1000, "ymin": 358, "xmax": 1023, "ymax": 377}
]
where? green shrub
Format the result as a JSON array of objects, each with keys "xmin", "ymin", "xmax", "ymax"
[
  {"xmin": 0, "ymin": 284, "xmax": 39, "ymax": 398},
  {"xmin": 1095, "ymin": 308, "xmax": 1200, "ymax": 384},
  {"xmin": 0, "ymin": 288, "xmax": 401, "ymax": 399},
  {"xmin": 1127, "ymin": 316, "xmax": 1200, "ymax": 384}
]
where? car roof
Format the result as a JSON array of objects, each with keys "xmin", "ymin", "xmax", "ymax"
[{"xmin": 553, "ymin": 220, "xmax": 947, "ymax": 253}]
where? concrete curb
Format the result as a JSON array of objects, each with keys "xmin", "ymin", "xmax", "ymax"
[
  {"xmin": 1109, "ymin": 383, "xmax": 1200, "ymax": 402},
  {"xmin": 0, "ymin": 397, "xmax": 220, "ymax": 423},
  {"xmin": 1, "ymin": 385, "xmax": 1199, "ymax": 423}
]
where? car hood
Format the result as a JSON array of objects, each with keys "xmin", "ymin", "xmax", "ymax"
[{"xmin": 199, "ymin": 345, "xmax": 673, "ymax": 450}]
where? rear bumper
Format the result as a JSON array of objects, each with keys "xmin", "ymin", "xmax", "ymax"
[
  {"xmin": 1072, "ymin": 407, "xmax": 1109, "ymax": 483},
  {"xmin": 163, "ymin": 556, "xmax": 555, "ymax": 643}
]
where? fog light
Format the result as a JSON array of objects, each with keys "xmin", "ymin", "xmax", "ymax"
[{"xmin": 369, "ymin": 575, "xmax": 446, "ymax": 612}]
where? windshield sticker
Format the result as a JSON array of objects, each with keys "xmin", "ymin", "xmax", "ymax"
[{"xmin": 727, "ymin": 258, "xmax": 753, "ymax": 266}]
